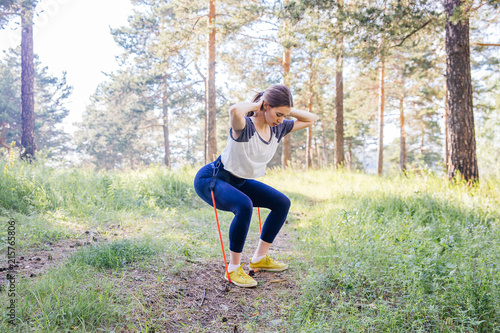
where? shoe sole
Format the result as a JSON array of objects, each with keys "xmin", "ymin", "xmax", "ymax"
[
  {"xmin": 249, "ymin": 265, "xmax": 289, "ymax": 272},
  {"xmin": 224, "ymin": 275, "xmax": 257, "ymax": 288}
]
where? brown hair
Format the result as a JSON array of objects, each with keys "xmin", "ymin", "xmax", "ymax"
[{"xmin": 251, "ymin": 85, "xmax": 294, "ymax": 113}]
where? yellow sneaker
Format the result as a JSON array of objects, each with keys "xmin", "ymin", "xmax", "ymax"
[
  {"xmin": 224, "ymin": 264, "xmax": 258, "ymax": 287},
  {"xmin": 249, "ymin": 254, "xmax": 289, "ymax": 272}
]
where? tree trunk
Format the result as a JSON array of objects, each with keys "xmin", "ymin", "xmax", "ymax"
[
  {"xmin": 162, "ymin": 81, "xmax": 170, "ymax": 168},
  {"xmin": 21, "ymin": 4, "xmax": 36, "ymax": 162},
  {"xmin": 444, "ymin": 84, "xmax": 450, "ymax": 171},
  {"xmin": 281, "ymin": 47, "xmax": 292, "ymax": 168},
  {"xmin": 399, "ymin": 96, "xmax": 407, "ymax": 172},
  {"xmin": 334, "ymin": 35, "xmax": 345, "ymax": 168},
  {"xmin": 315, "ymin": 139, "xmax": 321, "ymax": 168},
  {"xmin": 346, "ymin": 138, "xmax": 353, "ymax": 170},
  {"xmin": 420, "ymin": 126, "xmax": 425, "ymax": 155},
  {"xmin": 206, "ymin": 0, "xmax": 217, "ymax": 162},
  {"xmin": 306, "ymin": 56, "xmax": 313, "ymax": 169},
  {"xmin": 445, "ymin": 0, "xmax": 478, "ymax": 182},
  {"xmin": 194, "ymin": 62, "xmax": 208, "ymax": 164},
  {"xmin": 377, "ymin": 58, "xmax": 385, "ymax": 176},
  {"xmin": 321, "ymin": 122, "xmax": 328, "ymax": 167}
]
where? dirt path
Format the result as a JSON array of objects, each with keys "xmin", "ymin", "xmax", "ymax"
[
  {"xmin": 0, "ymin": 229, "xmax": 105, "ymax": 284},
  {"xmin": 110, "ymin": 228, "xmax": 302, "ymax": 332},
  {"xmin": 0, "ymin": 224, "xmax": 302, "ymax": 332}
]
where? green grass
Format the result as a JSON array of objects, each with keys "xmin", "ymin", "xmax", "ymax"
[
  {"xmin": 262, "ymin": 169, "xmax": 500, "ymax": 332},
  {"xmin": 0, "ymin": 263, "xmax": 122, "ymax": 332},
  {"xmin": 69, "ymin": 238, "xmax": 159, "ymax": 269},
  {"xmin": 0, "ymin": 160, "xmax": 197, "ymax": 220},
  {"xmin": 1, "ymin": 161, "xmax": 499, "ymax": 331}
]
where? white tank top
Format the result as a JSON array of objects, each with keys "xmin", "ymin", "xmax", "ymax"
[{"xmin": 221, "ymin": 117, "xmax": 294, "ymax": 179}]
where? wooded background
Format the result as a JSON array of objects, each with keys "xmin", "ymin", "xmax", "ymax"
[{"xmin": 1, "ymin": 0, "xmax": 499, "ymax": 181}]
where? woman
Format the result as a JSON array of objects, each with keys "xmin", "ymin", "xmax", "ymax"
[{"xmin": 194, "ymin": 85, "xmax": 319, "ymax": 287}]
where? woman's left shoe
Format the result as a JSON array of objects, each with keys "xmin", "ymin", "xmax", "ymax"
[
  {"xmin": 249, "ymin": 254, "xmax": 288, "ymax": 272},
  {"xmin": 225, "ymin": 264, "xmax": 258, "ymax": 287}
]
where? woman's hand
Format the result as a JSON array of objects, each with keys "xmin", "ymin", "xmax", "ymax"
[{"xmin": 251, "ymin": 100, "xmax": 264, "ymax": 116}]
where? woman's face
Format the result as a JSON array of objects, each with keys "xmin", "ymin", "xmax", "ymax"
[{"xmin": 263, "ymin": 103, "xmax": 291, "ymax": 127}]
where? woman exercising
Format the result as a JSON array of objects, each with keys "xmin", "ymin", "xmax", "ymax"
[{"xmin": 194, "ymin": 85, "xmax": 319, "ymax": 287}]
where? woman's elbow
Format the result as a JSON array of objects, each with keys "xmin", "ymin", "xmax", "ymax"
[{"xmin": 311, "ymin": 114, "xmax": 319, "ymax": 124}]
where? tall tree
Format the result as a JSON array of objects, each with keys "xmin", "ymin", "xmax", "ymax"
[
  {"xmin": 111, "ymin": 0, "xmax": 203, "ymax": 167},
  {"xmin": 206, "ymin": 0, "xmax": 217, "ymax": 162},
  {"xmin": 75, "ymin": 70, "xmax": 157, "ymax": 170},
  {"xmin": 0, "ymin": 48, "xmax": 72, "ymax": 158},
  {"xmin": 444, "ymin": 0, "xmax": 478, "ymax": 182},
  {"xmin": 281, "ymin": 46, "xmax": 292, "ymax": 168},
  {"xmin": 3, "ymin": 0, "xmax": 39, "ymax": 161},
  {"xmin": 333, "ymin": 0, "xmax": 345, "ymax": 168},
  {"xmin": 280, "ymin": 0, "xmax": 293, "ymax": 169},
  {"xmin": 1, "ymin": 0, "xmax": 39, "ymax": 161},
  {"xmin": 376, "ymin": 57, "xmax": 385, "ymax": 176},
  {"xmin": 349, "ymin": 0, "xmax": 439, "ymax": 175},
  {"xmin": 334, "ymin": 34, "xmax": 345, "ymax": 168}
]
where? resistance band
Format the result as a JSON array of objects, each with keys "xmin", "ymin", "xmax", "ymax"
[{"xmin": 211, "ymin": 190, "xmax": 231, "ymax": 283}]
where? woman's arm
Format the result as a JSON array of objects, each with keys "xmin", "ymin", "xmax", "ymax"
[
  {"xmin": 289, "ymin": 108, "xmax": 319, "ymax": 133},
  {"xmin": 228, "ymin": 101, "xmax": 262, "ymax": 132}
]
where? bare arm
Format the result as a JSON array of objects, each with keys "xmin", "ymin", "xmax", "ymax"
[
  {"xmin": 229, "ymin": 101, "xmax": 262, "ymax": 133},
  {"xmin": 289, "ymin": 108, "xmax": 319, "ymax": 133}
]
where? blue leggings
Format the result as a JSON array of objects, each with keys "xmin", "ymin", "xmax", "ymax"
[{"xmin": 193, "ymin": 160, "xmax": 290, "ymax": 253}]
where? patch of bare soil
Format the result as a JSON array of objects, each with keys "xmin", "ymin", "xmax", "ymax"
[
  {"xmin": 110, "ymin": 256, "xmax": 299, "ymax": 333},
  {"xmin": 0, "ymin": 229, "xmax": 105, "ymax": 286},
  {"xmin": 0, "ymin": 224, "xmax": 302, "ymax": 332},
  {"xmin": 109, "ymin": 232, "xmax": 301, "ymax": 332}
]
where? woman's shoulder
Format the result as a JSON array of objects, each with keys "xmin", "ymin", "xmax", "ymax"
[
  {"xmin": 272, "ymin": 119, "xmax": 295, "ymax": 141},
  {"xmin": 231, "ymin": 117, "xmax": 256, "ymax": 142}
]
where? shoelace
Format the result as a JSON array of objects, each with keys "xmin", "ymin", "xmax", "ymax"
[{"xmin": 236, "ymin": 268, "xmax": 250, "ymax": 280}]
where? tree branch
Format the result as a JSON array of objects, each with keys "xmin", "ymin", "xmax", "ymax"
[
  {"xmin": 194, "ymin": 62, "xmax": 206, "ymax": 81},
  {"xmin": 237, "ymin": 33, "xmax": 277, "ymax": 43},
  {"xmin": 391, "ymin": 19, "xmax": 434, "ymax": 48},
  {"xmin": 472, "ymin": 42, "xmax": 500, "ymax": 47}
]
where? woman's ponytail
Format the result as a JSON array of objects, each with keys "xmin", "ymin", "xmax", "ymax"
[
  {"xmin": 252, "ymin": 91, "xmax": 264, "ymax": 103},
  {"xmin": 248, "ymin": 91, "xmax": 265, "ymax": 116}
]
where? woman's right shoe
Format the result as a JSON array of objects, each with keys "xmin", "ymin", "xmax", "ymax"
[
  {"xmin": 224, "ymin": 263, "xmax": 258, "ymax": 287},
  {"xmin": 249, "ymin": 254, "xmax": 289, "ymax": 272}
]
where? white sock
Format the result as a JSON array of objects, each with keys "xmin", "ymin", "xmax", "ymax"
[
  {"xmin": 252, "ymin": 254, "xmax": 266, "ymax": 263},
  {"xmin": 228, "ymin": 263, "xmax": 240, "ymax": 272}
]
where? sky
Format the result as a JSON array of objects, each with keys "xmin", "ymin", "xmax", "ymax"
[{"xmin": 0, "ymin": 0, "xmax": 135, "ymax": 132}]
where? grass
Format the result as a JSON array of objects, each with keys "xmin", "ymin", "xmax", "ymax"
[
  {"xmin": 0, "ymin": 160, "xmax": 499, "ymax": 331},
  {"xmin": 263, "ymin": 169, "xmax": 500, "ymax": 332},
  {"xmin": 1, "ymin": 263, "xmax": 122, "ymax": 332},
  {"xmin": 69, "ymin": 238, "xmax": 159, "ymax": 270}
]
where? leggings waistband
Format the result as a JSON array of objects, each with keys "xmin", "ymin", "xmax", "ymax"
[{"xmin": 210, "ymin": 156, "xmax": 246, "ymax": 190}]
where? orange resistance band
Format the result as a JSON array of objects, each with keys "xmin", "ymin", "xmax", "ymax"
[
  {"xmin": 258, "ymin": 208, "xmax": 262, "ymax": 233},
  {"xmin": 211, "ymin": 190, "xmax": 231, "ymax": 283}
]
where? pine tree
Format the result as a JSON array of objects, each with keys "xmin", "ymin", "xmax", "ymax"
[
  {"xmin": 0, "ymin": 48, "xmax": 72, "ymax": 159},
  {"xmin": 111, "ymin": 0, "xmax": 204, "ymax": 167},
  {"xmin": 348, "ymin": 0, "xmax": 439, "ymax": 175},
  {"xmin": 444, "ymin": 0, "xmax": 478, "ymax": 182}
]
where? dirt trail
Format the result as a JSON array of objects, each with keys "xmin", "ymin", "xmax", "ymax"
[
  {"xmin": 112, "ymin": 230, "xmax": 301, "ymax": 332},
  {"xmin": 0, "ymin": 229, "xmax": 104, "ymax": 284},
  {"xmin": 0, "ymin": 225, "xmax": 302, "ymax": 332}
]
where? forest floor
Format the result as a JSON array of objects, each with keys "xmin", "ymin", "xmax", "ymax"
[
  {"xmin": 1, "ymin": 166, "xmax": 499, "ymax": 332},
  {"xmin": 1, "ymin": 215, "xmax": 303, "ymax": 332}
]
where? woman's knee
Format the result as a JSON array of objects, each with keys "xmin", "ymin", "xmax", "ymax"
[
  {"xmin": 271, "ymin": 193, "xmax": 290, "ymax": 213},
  {"xmin": 281, "ymin": 195, "xmax": 291, "ymax": 212},
  {"xmin": 235, "ymin": 196, "xmax": 253, "ymax": 218}
]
